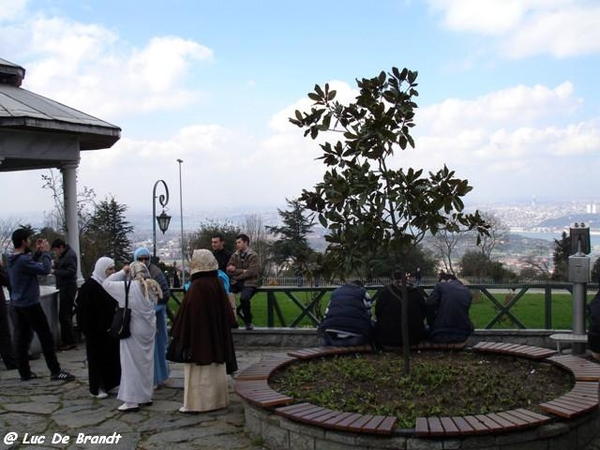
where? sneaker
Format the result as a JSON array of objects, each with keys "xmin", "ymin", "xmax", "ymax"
[
  {"xmin": 90, "ymin": 391, "xmax": 108, "ymax": 399},
  {"xmin": 20, "ymin": 372, "xmax": 38, "ymax": 381},
  {"xmin": 50, "ymin": 370, "xmax": 76, "ymax": 381},
  {"xmin": 245, "ymin": 323, "xmax": 255, "ymax": 331}
]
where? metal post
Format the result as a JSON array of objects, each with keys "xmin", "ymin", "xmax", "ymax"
[
  {"xmin": 152, "ymin": 180, "xmax": 170, "ymax": 259},
  {"xmin": 177, "ymin": 159, "xmax": 185, "ymax": 284}
]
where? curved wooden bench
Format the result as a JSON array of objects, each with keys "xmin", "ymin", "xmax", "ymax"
[
  {"xmin": 472, "ymin": 341, "xmax": 557, "ymax": 359},
  {"xmin": 236, "ymin": 342, "xmax": 599, "ymax": 438}
]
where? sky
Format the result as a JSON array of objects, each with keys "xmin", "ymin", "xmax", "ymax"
[{"xmin": 1, "ymin": 0, "xmax": 600, "ymax": 225}]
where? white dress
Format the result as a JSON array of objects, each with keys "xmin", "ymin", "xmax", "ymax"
[{"xmin": 103, "ymin": 271, "xmax": 156, "ymax": 404}]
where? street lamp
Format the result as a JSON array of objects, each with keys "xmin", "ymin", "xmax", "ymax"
[
  {"xmin": 177, "ymin": 159, "xmax": 185, "ymax": 284},
  {"xmin": 152, "ymin": 180, "xmax": 171, "ymax": 259}
]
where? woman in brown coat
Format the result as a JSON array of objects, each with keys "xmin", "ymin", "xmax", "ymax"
[{"xmin": 170, "ymin": 249, "xmax": 237, "ymax": 413}]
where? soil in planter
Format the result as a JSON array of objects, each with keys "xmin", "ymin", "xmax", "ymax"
[{"xmin": 269, "ymin": 350, "xmax": 573, "ymax": 428}]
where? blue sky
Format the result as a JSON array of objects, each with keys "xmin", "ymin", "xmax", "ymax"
[{"xmin": 1, "ymin": 0, "xmax": 599, "ymax": 223}]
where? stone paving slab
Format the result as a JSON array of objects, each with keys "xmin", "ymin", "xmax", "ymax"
[{"xmin": 0, "ymin": 346, "xmax": 271, "ymax": 450}]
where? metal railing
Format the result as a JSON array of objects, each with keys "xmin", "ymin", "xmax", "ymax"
[{"xmin": 166, "ymin": 282, "xmax": 599, "ymax": 330}]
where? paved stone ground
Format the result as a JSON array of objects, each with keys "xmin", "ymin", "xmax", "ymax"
[
  {"xmin": 0, "ymin": 346, "xmax": 272, "ymax": 450},
  {"xmin": 2, "ymin": 346, "xmax": 600, "ymax": 450}
]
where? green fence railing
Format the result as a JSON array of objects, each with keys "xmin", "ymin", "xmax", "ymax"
[{"xmin": 166, "ymin": 282, "xmax": 600, "ymax": 330}]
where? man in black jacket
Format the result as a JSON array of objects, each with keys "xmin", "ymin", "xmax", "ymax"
[
  {"xmin": 51, "ymin": 239, "xmax": 78, "ymax": 351},
  {"xmin": 374, "ymin": 271, "xmax": 427, "ymax": 348},
  {"xmin": 426, "ymin": 273, "xmax": 474, "ymax": 343}
]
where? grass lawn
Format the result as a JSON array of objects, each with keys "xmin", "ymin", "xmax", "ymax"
[{"xmin": 169, "ymin": 288, "xmax": 593, "ymax": 330}]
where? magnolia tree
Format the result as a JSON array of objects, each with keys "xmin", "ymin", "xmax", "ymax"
[{"xmin": 290, "ymin": 67, "xmax": 489, "ymax": 280}]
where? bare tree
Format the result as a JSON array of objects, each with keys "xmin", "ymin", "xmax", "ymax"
[
  {"xmin": 520, "ymin": 241, "xmax": 553, "ymax": 279},
  {"xmin": 243, "ymin": 214, "xmax": 273, "ymax": 283},
  {"xmin": 0, "ymin": 218, "xmax": 22, "ymax": 255},
  {"xmin": 478, "ymin": 211, "xmax": 509, "ymax": 259},
  {"xmin": 426, "ymin": 228, "xmax": 470, "ymax": 275},
  {"xmin": 41, "ymin": 169, "xmax": 96, "ymax": 233}
]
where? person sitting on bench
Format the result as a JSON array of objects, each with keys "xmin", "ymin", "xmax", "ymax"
[
  {"xmin": 426, "ymin": 272, "xmax": 474, "ymax": 344},
  {"xmin": 374, "ymin": 270, "xmax": 427, "ymax": 348},
  {"xmin": 318, "ymin": 280, "xmax": 374, "ymax": 347}
]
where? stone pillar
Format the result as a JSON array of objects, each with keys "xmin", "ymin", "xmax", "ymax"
[{"xmin": 61, "ymin": 160, "xmax": 84, "ymax": 284}]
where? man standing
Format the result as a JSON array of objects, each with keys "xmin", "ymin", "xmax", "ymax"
[
  {"xmin": 211, "ymin": 233, "xmax": 232, "ymax": 273},
  {"xmin": 227, "ymin": 234, "xmax": 259, "ymax": 330},
  {"xmin": 7, "ymin": 229, "xmax": 75, "ymax": 381},
  {"xmin": 50, "ymin": 238, "xmax": 78, "ymax": 351},
  {"xmin": 426, "ymin": 273, "xmax": 474, "ymax": 343}
]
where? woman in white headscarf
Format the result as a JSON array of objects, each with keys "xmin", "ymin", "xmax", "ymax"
[
  {"xmin": 103, "ymin": 261, "xmax": 162, "ymax": 412},
  {"xmin": 75, "ymin": 257, "xmax": 121, "ymax": 399}
]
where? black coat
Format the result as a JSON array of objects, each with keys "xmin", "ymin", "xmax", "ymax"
[
  {"xmin": 75, "ymin": 278, "xmax": 121, "ymax": 393},
  {"xmin": 426, "ymin": 280, "xmax": 474, "ymax": 343},
  {"xmin": 375, "ymin": 283, "xmax": 426, "ymax": 347}
]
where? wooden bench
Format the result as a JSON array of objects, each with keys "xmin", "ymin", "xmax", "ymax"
[
  {"xmin": 472, "ymin": 341, "xmax": 556, "ymax": 360},
  {"xmin": 237, "ymin": 343, "xmax": 599, "ymax": 439},
  {"xmin": 549, "ymin": 333, "xmax": 587, "ymax": 353},
  {"xmin": 275, "ymin": 402, "xmax": 397, "ymax": 435},
  {"xmin": 414, "ymin": 408, "xmax": 551, "ymax": 437},
  {"xmin": 235, "ymin": 354, "xmax": 298, "ymax": 408},
  {"xmin": 546, "ymin": 354, "xmax": 600, "ymax": 381},
  {"xmin": 539, "ymin": 381, "xmax": 599, "ymax": 418}
]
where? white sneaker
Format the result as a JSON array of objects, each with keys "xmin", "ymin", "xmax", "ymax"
[{"xmin": 90, "ymin": 391, "xmax": 108, "ymax": 399}]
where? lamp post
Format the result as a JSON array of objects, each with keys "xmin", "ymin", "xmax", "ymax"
[
  {"xmin": 177, "ymin": 159, "xmax": 185, "ymax": 284},
  {"xmin": 152, "ymin": 180, "xmax": 172, "ymax": 259}
]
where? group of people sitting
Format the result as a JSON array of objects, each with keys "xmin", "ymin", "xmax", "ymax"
[{"xmin": 318, "ymin": 270, "xmax": 474, "ymax": 349}]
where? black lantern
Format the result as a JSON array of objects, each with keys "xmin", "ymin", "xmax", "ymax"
[
  {"xmin": 152, "ymin": 180, "xmax": 170, "ymax": 258},
  {"xmin": 156, "ymin": 210, "xmax": 171, "ymax": 234}
]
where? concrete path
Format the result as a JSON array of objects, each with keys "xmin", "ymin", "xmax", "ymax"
[{"xmin": 0, "ymin": 346, "xmax": 272, "ymax": 450}]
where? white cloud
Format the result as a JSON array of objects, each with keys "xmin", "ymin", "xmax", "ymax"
[
  {"xmin": 3, "ymin": 14, "xmax": 213, "ymax": 120},
  {"xmin": 417, "ymin": 81, "xmax": 581, "ymax": 134},
  {"xmin": 0, "ymin": 0, "xmax": 28, "ymax": 22},
  {"xmin": 427, "ymin": 0, "xmax": 600, "ymax": 58}
]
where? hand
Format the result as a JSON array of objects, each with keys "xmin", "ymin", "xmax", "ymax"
[
  {"xmin": 226, "ymin": 264, "xmax": 236, "ymax": 274},
  {"xmin": 36, "ymin": 239, "xmax": 50, "ymax": 252}
]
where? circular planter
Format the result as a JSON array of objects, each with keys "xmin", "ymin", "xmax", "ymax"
[{"xmin": 235, "ymin": 343, "xmax": 600, "ymax": 450}]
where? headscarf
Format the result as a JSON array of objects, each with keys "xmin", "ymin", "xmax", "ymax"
[
  {"xmin": 91, "ymin": 257, "xmax": 115, "ymax": 284},
  {"xmin": 189, "ymin": 249, "xmax": 218, "ymax": 275},
  {"xmin": 130, "ymin": 261, "xmax": 162, "ymax": 303},
  {"xmin": 133, "ymin": 247, "xmax": 151, "ymax": 262}
]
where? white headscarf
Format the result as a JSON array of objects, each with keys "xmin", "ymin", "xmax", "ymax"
[{"xmin": 91, "ymin": 257, "xmax": 115, "ymax": 283}]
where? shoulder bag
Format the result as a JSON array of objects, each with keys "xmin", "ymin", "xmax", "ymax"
[{"xmin": 108, "ymin": 281, "xmax": 131, "ymax": 339}]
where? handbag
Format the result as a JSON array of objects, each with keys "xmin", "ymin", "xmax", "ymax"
[
  {"xmin": 166, "ymin": 336, "xmax": 192, "ymax": 363},
  {"xmin": 108, "ymin": 281, "xmax": 131, "ymax": 339}
]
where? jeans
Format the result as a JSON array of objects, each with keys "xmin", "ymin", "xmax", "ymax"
[
  {"xmin": 232, "ymin": 285, "xmax": 257, "ymax": 325},
  {"xmin": 11, "ymin": 304, "xmax": 61, "ymax": 378}
]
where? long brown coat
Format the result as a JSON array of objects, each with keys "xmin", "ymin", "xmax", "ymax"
[{"xmin": 171, "ymin": 271, "xmax": 237, "ymax": 374}]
